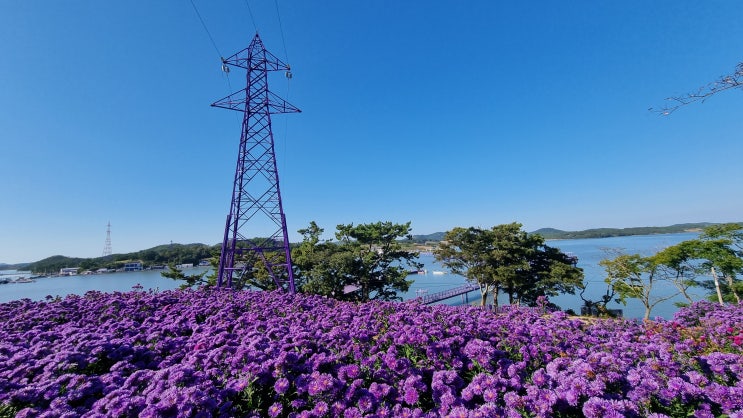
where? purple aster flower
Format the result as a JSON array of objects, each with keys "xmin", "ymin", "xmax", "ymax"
[
  {"xmin": 312, "ymin": 401, "xmax": 329, "ymax": 417},
  {"xmin": 376, "ymin": 405, "xmax": 391, "ymax": 417},
  {"xmin": 504, "ymin": 391, "xmax": 523, "ymax": 409},
  {"xmin": 274, "ymin": 377, "xmax": 290, "ymax": 395},
  {"xmin": 562, "ymin": 387, "xmax": 580, "ymax": 406},
  {"xmin": 532, "ymin": 368, "xmax": 550, "ymax": 387},
  {"xmin": 483, "ymin": 388, "xmax": 497, "ymax": 403},
  {"xmin": 403, "ymin": 387, "xmax": 419, "ymax": 405},
  {"xmin": 319, "ymin": 373, "xmax": 334, "ymax": 391},
  {"xmin": 308, "ymin": 379, "xmax": 324, "ymax": 396},
  {"xmin": 357, "ymin": 393, "xmax": 374, "ymax": 412},
  {"xmin": 267, "ymin": 402, "xmax": 283, "ymax": 418},
  {"xmin": 480, "ymin": 374, "xmax": 497, "ymax": 391},
  {"xmin": 369, "ymin": 382, "xmax": 392, "ymax": 400},
  {"xmin": 331, "ymin": 401, "xmax": 346, "ymax": 416}
]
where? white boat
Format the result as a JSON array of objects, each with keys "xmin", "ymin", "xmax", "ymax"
[{"xmin": 432, "ymin": 270, "xmax": 446, "ymax": 275}]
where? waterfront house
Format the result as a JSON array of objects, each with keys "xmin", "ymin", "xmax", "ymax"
[{"xmin": 124, "ymin": 262, "xmax": 143, "ymax": 271}]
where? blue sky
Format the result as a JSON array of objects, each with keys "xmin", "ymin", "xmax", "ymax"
[{"xmin": 1, "ymin": 1, "xmax": 742, "ymax": 264}]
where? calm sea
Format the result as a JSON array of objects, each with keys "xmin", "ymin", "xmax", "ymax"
[{"xmin": 1, "ymin": 233, "xmax": 702, "ymax": 319}]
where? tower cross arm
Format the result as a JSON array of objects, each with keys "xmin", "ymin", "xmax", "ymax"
[
  {"xmin": 267, "ymin": 91, "xmax": 301, "ymax": 114},
  {"xmin": 211, "ymin": 88, "xmax": 248, "ymax": 111},
  {"xmin": 221, "ymin": 39, "xmax": 290, "ymax": 72},
  {"xmin": 211, "ymin": 89, "xmax": 300, "ymax": 114}
]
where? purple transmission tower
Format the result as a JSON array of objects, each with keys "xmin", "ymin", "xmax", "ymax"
[{"xmin": 212, "ymin": 33, "xmax": 300, "ymax": 291}]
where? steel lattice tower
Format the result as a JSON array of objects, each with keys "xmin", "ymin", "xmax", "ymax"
[
  {"xmin": 102, "ymin": 221, "xmax": 112, "ymax": 257},
  {"xmin": 212, "ymin": 33, "xmax": 300, "ymax": 291}
]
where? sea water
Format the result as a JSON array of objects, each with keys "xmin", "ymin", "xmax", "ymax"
[
  {"xmin": 0, "ymin": 233, "xmax": 704, "ymax": 319},
  {"xmin": 0, "ymin": 269, "xmax": 202, "ymax": 304}
]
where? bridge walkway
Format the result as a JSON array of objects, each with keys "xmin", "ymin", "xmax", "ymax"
[{"xmin": 418, "ymin": 283, "xmax": 480, "ymax": 305}]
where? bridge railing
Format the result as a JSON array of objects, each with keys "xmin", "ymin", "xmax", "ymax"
[{"xmin": 418, "ymin": 283, "xmax": 480, "ymax": 305}]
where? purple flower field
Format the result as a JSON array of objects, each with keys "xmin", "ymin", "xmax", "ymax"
[{"xmin": 1, "ymin": 289, "xmax": 742, "ymax": 418}]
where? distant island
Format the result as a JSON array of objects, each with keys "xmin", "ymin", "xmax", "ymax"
[
  {"xmin": 409, "ymin": 222, "xmax": 720, "ymax": 242},
  {"xmin": 3, "ymin": 222, "xmax": 736, "ymax": 272},
  {"xmin": 528, "ymin": 222, "xmax": 715, "ymax": 240}
]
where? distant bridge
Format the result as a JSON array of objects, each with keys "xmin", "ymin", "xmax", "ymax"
[{"xmin": 418, "ymin": 283, "xmax": 480, "ymax": 305}]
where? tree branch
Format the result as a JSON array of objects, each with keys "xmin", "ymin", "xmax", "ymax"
[{"xmin": 651, "ymin": 62, "xmax": 743, "ymax": 115}]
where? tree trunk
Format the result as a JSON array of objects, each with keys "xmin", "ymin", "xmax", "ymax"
[
  {"xmin": 679, "ymin": 287, "xmax": 694, "ymax": 304},
  {"xmin": 711, "ymin": 266, "xmax": 724, "ymax": 306},
  {"xmin": 725, "ymin": 274, "xmax": 741, "ymax": 303},
  {"xmin": 479, "ymin": 284, "xmax": 489, "ymax": 307},
  {"xmin": 674, "ymin": 272, "xmax": 695, "ymax": 304}
]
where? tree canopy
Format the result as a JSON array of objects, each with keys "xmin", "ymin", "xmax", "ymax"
[
  {"xmin": 601, "ymin": 253, "xmax": 678, "ymax": 321},
  {"xmin": 292, "ymin": 221, "xmax": 420, "ymax": 302},
  {"xmin": 692, "ymin": 223, "xmax": 743, "ymax": 304},
  {"xmin": 434, "ymin": 223, "xmax": 584, "ymax": 307}
]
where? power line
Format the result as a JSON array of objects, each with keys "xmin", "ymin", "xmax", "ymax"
[
  {"xmin": 189, "ymin": 0, "xmax": 223, "ymax": 58},
  {"xmin": 273, "ymin": 0, "xmax": 290, "ymax": 62},
  {"xmin": 187, "ymin": 0, "xmax": 235, "ymax": 101},
  {"xmin": 266, "ymin": 0, "xmax": 293, "ymax": 180}
]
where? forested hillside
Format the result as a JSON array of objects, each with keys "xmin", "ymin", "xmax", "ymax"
[
  {"xmin": 531, "ymin": 223, "xmax": 717, "ymax": 239},
  {"xmin": 24, "ymin": 243, "xmax": 219, "ymax": 273}
]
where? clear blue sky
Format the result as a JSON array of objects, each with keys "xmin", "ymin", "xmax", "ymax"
[{"xmin": 1, "ymin": 1, "xmax": 742, "ymax": 264}]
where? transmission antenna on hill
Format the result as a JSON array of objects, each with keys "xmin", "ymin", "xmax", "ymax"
[
  {"xmin": 102, "ymin": 222, "xmax": 112, "ymax": 257},
  {"xmin": 212, "ymin": 33, "xmax": 300, "ymax": 292}
]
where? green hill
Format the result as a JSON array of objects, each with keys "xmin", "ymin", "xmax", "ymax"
[
  {"xmin": 25, "ymin": 243, "xmax": 219, "ymax": 274},
  {"xmin": 410, "ymin": 232, "xmax": 446, "ymax": 243},
  {"xmin": 531, "ymin": 223, "xmax": 715, "ymax": 239}
]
